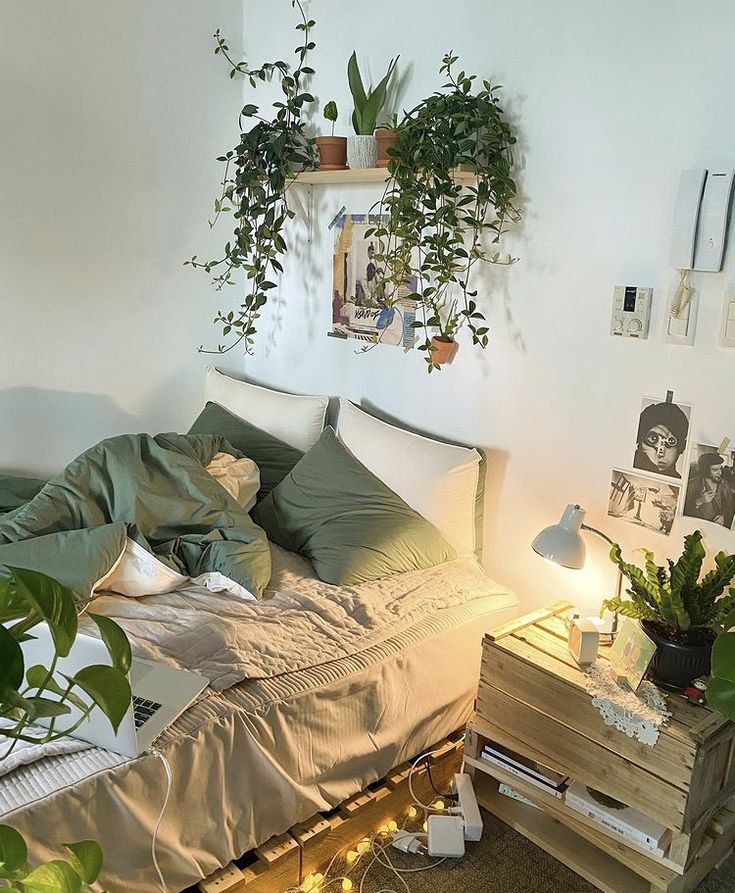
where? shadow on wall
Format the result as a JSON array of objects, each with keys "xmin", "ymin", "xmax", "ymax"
[{"xmin": 0, "ymin": 388, "xmax": 138, "ymax": 477}]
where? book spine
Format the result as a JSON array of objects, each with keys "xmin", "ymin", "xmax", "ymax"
[
  {"xmin": 564, "ymin": 796, "xmax": 659, "ymax": 848},
  {"xmin": 480, "ymin": 753, "xmax": 563, "ymax": 798}
]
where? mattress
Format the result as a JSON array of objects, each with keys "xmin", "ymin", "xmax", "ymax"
[{"xmin": 0, "ymin": 545, "xmax": 518, "ymax": 892}]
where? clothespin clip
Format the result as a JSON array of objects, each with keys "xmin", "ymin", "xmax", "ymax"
[
  {"xmin": 718, "ymin": 436, "xmax": 731, "ymax": 455},
  {"xmin": 665, "ymin": 390, "xmax": 674, "ymax": 404},
  {"xmin": 328, "ymin": 206, "xmax": 347, "ymax": 231}
]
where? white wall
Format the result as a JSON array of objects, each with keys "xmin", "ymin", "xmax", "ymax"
[
  {"xmin": 0, "ymin": 0, "xmax": 244, "ymax": 476},
  {"xmin": 239, "ymin": 0, "xmax": 735, "ymax": 613}
]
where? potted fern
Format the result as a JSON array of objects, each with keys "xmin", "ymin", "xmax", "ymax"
[{"xmin": 602, "ymin": 531, "xmax": 735, "ymax": 690}]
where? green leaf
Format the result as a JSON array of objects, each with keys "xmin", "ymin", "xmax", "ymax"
[
  {"xmin": 0, "ymin": 824, "xmax": 28, "ymax": 874},
  {"xmin": 0, "ymin": 624, "xmax": 24, "ymax": 691},
  {"xmin": 67, "ymin": 666, "xmax": 131, "ymax": 733},
  {"xmin": 711, "ymin": 631, "xmax": 735, "ymax": 684},
  {"xmin": 21, "ymin": 697, "xmax": 71, "ymax": 718},
  {"xmin": 323, "ymin": 100, "xmax": 338, "ymax": 123},
  {"xmin": 9, "ymin": 568, "xmax": 78, "ymax": 657},
  {"xmin": 706, "ymin": 674, "xmax": 735, "ymax": 722},
  {"xmin": 63, "ymin": 841, "xmax": 103, "ymax": 885},
  {"xmin": 347, "ymin": 51, "xmax": 367, "ymax": 114},
  {"xmin": 20, "ymin": 859, "xmax": 82, "ymax": 893},
  {"xmin": 87, "ymin": 614, "xmax": 131, "ymax": 675}
]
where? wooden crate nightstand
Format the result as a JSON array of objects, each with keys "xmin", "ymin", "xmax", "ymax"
[{"xmin": 465, "ymin": 601, "xmax": 735, "ymax": 893}]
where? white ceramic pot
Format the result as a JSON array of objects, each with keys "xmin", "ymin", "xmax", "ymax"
[{"xmin": 347, "ymin": 134, "xmax": 378, "ymax": 170}]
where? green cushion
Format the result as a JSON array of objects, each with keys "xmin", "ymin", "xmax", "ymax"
[
  {"xmin": 252, "ymin": 427, "xmax": 457, "ymax": 585},
  {"xmin": 188, "ymin": 402, "xmax": 303, "ymax": 501}
]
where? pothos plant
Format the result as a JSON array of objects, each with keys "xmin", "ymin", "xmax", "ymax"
[
  {"xmin": 186, "ymin": 1, "xmax": 318, "ymax": 355},
  {"xmin": 367, "ymin": 53, "xmax": 521, "ymax": 371},
  {"xmin": 0, "ymin": 567, "xmax": 132, "ymax": 891}
]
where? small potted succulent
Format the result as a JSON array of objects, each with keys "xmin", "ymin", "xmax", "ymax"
[
  {"xmin": 347, "ymin": 51, "xmax": 398, "ymax": 169},
  {"xmin": 315, "ymin": 100, "xmax": 347, "ymax": 170},
  {"xmin": 602, "ymin": 531, "xmax": 735, "ymax": 690}
]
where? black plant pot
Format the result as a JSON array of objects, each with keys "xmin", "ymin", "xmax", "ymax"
[{"xmin": 641, "ymin": 621, "xmax": 715, "ymax": 691}]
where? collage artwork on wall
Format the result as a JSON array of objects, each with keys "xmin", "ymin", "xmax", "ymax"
[
  {"xmin": 607, "ymin": 393, "xmax": 735, "ymax": 535},
  {"xmin": 327, "ymin": 213, "xmax": 417, "ymax": 349}
]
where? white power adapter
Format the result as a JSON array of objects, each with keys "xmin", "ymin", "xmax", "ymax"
[{"xmin": 427, "ymin": 815, "xmax": 465, "ymax": 858}]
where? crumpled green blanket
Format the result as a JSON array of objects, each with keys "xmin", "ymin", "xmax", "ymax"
[{"xmin": 0, "ymin": 433, "xmax": 271, "ymax": 600}]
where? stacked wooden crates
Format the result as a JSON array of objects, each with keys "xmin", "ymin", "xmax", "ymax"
[{"xmin": 465, "ymin": 602, "xmax": 735, "ymax": 893}]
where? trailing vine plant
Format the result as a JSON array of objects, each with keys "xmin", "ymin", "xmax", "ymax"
[
  {"xmin": 367, "ymin": 53, "xmax": 521, "ymax": 371},
  {"xmin": 186, "ymin": 1, "xmax": 318, "ymax": 355}
]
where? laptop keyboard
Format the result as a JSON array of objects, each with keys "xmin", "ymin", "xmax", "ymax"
[{"xmin": 132, "ymin": 696, "xmax": 163, "ymax": 729}]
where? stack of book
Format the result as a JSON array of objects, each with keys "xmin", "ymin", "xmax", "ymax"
[
  {"xmin": 564, "ymin": 782, "xmax": 669, "ymax": 857},
  {"xmin": 480, "ymin": 741, "xmax": 570, "ymax": 798}
]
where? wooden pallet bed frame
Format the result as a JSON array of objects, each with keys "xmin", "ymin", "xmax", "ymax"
[{"xmin": 199, "ymin": 732, "xmax": 464, "ymax": 893}]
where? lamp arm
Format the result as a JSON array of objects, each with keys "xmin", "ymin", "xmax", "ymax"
[
  {"xmin": 581, "ymin": 524, "xmax": 615, "ymax": 547},
  {"xmin": 581, "ymin": 524, "xmax": 624, "ymax": 603}
]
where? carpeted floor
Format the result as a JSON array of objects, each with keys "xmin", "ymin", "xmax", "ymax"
[{"xmin": 352, "ymin": 808, "xmax": 735, "ymax": 893}]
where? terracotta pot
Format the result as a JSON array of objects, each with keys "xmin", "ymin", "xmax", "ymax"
[
  {"xmin": 347, "ymin": 134, "xmax": 378, "ymax": 170},
  {"xmin": 315, "ymin": 136, "xmax": 347, "ymax": 171},
  {"xmin": 375, "ymin": 128, "xmax": 397, "ymax": 167},
  {"xmin": 430, "ymin": 337, "xmax": 458, "ymax": 365}
]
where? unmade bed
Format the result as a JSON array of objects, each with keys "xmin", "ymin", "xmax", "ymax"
[{"xmin": 0, "ymin": 543, "xmax": 518, "ymax": 892}]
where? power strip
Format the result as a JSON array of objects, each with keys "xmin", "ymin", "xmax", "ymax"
[
  {"xmin": 454, "ymin": 773, "xmax": 483, "ymax": 841},
  {"xmin": 199, "ymin": 863, "xmax": 245, "ymax": 893}
]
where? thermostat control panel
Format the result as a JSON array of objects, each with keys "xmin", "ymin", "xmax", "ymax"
[{"xmin": 610, "ymin": 286, "xmax": 653, "ymax": 339}]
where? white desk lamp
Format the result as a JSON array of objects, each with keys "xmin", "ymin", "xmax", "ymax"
[{"xmin": 532, "ymin": 504, "xmax": 621, "ymax": 635}]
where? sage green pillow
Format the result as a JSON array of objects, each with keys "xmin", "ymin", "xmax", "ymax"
[
  {"xmin": 188, "ymin": 401, "xmax": 303, "ymax": 501},
  {"xmin": 252, "ymin": 427, "xmax": 457, "ymax": 585}
]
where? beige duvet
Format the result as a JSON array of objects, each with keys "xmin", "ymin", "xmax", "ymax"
[{"xmin": 0, "ymin": 545, "xmax": 518, "ymax": 892}]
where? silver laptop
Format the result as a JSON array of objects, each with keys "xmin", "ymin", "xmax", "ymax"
[{"xmin": 20, "ymin": 624, "xmax": 208, "ymax": 758}]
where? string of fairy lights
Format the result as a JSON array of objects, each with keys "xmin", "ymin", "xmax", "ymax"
[{"xmin": 285, "ymin": 751, "xmax": 458, "ymax": 893}]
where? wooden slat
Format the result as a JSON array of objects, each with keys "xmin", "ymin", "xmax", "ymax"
[
  {"xmin": 292, "ymin": 164, "xmax": 477, "ymax": 186},
  {"xmin": 472, "ymin": 697, "xmax": 688, "ymax": 831},
  {"xmin": 495, "ymin": 626, "xmax": 695, "ymax": 749},
  {"xmin": 481, "ymin": 648, "xmax": 695, "ymax": 786},
  {"xmin": 465, "ymin": 753, "xmax": 682, "ymax": 883},
  {"xmin": 485, "ymin": 600, "xmax": 572, "ymax": 643},
  {"xmin": 472, "ymin": 771, "xmax": 652, "ymax": 893}
]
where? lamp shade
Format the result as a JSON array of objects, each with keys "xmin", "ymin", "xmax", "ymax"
[{"xmin": 532, "ymin": 504, "xmax": 586, "ymax": 569}]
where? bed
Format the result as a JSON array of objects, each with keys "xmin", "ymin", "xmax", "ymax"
[{"xmin": 0, "ymin": 369, "xmax": 519, "ymax": 892}]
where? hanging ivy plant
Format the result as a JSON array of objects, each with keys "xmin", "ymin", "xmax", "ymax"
[
  {"xmin": 368, "ymin": 53, "xmax": 521, "ymax": 372},
  {"xmin": 186, "ymin": 1, "xmax": 318, "ymax": 355}
]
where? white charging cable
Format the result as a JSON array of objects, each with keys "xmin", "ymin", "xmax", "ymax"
[{"xmin": 149, "ymin": 748, "xmax": 173, "ymax": 892}]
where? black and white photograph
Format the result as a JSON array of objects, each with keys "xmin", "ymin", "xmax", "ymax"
[
  {"xmin": 608, "ymin": 469, "xmax": 681, "ymax": 536},
  {"xmin": 632, "ymin": 397, "xmax": 692, "ymax": 480},
  {"xmin": 683, "ymin": 444, "xmax": 735, "ymax": 530}
]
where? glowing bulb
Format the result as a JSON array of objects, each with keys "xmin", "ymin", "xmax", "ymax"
[
  {"xmin": 422, "ymin": 821, "xmax": 428, "ymax": 832},
  {"xmin": 432, "ymin": 800, "xmax": 445, "ymax": 810},
  {"xmin": 301, "ymin": 875, "xmax": 315, "ymax": 892},
  {"xmin": 342, "ymin": 880, "xmax": 353, "ymax": 892},
  {"xmin": 388, "ymin": 820, "xmax": 398, "ymax": 832},
  {"xmin": 346, "ymin": 850, "xmax": 358, "ymax": 864},
  {"xmin": 313, "ymin": 874, "xmax": 324, "ymax": 886},
  {"xmin": 356, "ymin": 841, "xmax": 370, "ymax": 855},
  {"xmin": 407, "ymin": 806, "xmax": 417, "ymax": 819},
  {"xmin": 378, "ymin": 825, "xmax": 389, "ymax": 834}
]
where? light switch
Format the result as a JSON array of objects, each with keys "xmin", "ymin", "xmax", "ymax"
[{"xmin": 719, "ymin": 291, "xmax": 735, "ymax": 348}]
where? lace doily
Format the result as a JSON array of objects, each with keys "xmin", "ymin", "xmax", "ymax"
[{"xmin": 584, "ymin": 661, "xmax": 671, "ymax": 746}]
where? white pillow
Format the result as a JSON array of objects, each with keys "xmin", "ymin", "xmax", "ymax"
[
  {"xmin": 204, "ymin": 366, "xmax": 329, "ymax": 453},
  {"xmin": 336, "ymin": 400, "xmax": 482, "ymax": 559}
]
